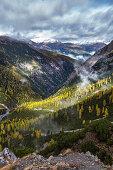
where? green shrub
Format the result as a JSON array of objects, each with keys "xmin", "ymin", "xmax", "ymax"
[
  {"xmin": 107, "ymin": 139, "xmax": 113, "ymax": 146},
  {"xmin": 87, "ymin": 119, "xmax": 111, "ymax": 141},
  {"xmin": 39, "ymin": 143, "xmax": 58, "ymax": 158},
  {"xmin": 97, "ymin": 149, "xmax": 112, "ymax": 165},
  {"xmin": 80, "ymin": 141, "xmax": 99, "ymax": 155},
  {"xmin": 11, "ymin": 147, "xmax": 34, "ymax": 158}
]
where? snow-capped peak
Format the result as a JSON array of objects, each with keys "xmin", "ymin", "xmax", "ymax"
[{"xmin": 31, "ymin": 37, "xmax": 59, "ymax": 43}]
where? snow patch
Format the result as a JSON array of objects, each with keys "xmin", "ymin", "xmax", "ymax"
[{"xmin": 90, "ymin": 51, "xmax": 96, "ymax": 55}]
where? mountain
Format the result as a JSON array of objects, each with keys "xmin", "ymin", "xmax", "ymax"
[
  {"xmin": 0, "ymin": 36, "xmax": 78, "ymax": 110},
  {"xmin": 30, "ymin": 40, "xmax": 106, "ymax": 62},
  {"xmin": 80, "ymin": 42, "xmax": 106, "ymax": 54},
  {"xmin": 64, "ymin": 40, "xmax": 113, "ymax": 86},
  {"xmin": 0, "ymin": 37, "xmax": 113, "ymax": 167},
  {"xmin": 84, "ymin": 40, "xmax": 113, "ymax": 77},
  {"xmin": 0, "ymin": 36, "xmax": 107, "ymax": 111}
]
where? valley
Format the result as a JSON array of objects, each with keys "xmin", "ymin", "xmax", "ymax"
[
  {"xmin": 0, "ymin": 0, "xmax": 113, "ymax": 168},
  {"xmin": 0, "ymin": 36, "xmax": 113, "ymax": 168}
]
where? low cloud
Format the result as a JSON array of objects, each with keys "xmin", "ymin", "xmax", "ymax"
[{"xmin": 78, "ymin": 67, "xmax": 98, "ymax": 89}]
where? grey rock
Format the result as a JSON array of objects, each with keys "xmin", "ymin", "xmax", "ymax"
[
  {"xmin": 94, "ymin": 156, "xmax": 99, "ymax": 162},
  {"xmin": 47, "ymin": 155, "xmax": 54, "ymax": 162},
  {"xmin": 1, "ymin": 147, "xmax": 17, "ymax": 162},
  {"xmin": 86, "ymin": 151, "xmax": 92, "ymax": 157},
  {"xmin": 0, "ymin": 147, "xmax": 17, "ymax": 168},
  {"xmin": 0, "ymin": 148, "xmax": 17, "ymax": 162}
]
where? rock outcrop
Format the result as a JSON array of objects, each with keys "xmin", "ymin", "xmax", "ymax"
[
  {"xmin": 1, "ymin": 150, "xmax": 111, "ymax": 170},
  {"xmin": 0, "ymin": 148, "xmax": 17, "ymax": 169}
]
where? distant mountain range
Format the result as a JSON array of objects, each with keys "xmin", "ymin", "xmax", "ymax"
[{"xmin": 29, "ymin": 40, "xmax": 106, "ymax": 62}]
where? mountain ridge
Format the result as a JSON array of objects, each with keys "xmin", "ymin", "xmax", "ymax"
[
  {"xmin": 84, "ymin": 40, "xmax": 113, "ymax": 67},
  {"xmin": 29, "ymin": 40, "xmax": 106, "ymax": 62},
  {"xmin": 0, "ymin": 36, "xmax": 77, "ymax": 109}
]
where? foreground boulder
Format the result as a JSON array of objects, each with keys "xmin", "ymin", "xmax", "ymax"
[{"xmin": 0, "ymin": 148, "xmax": 17, "ymax": 168}]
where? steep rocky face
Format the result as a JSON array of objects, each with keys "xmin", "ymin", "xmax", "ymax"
[
  {"xmin": 83, "ymin": 40, "xmax": 113, "ymax": 77},
  {"xmin": 0, "ymin": 36, "xmax": 77, "ymax": 109},
  {"xmin": 84, "ymin": 40, "xmax": 113, "ymax": 67}
]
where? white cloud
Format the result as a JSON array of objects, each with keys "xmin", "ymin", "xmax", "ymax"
[{"xmin": 0, "ymin": 0, "xmax": 113, "ymax": 43}]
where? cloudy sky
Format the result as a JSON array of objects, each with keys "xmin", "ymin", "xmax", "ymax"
[{"xmin": 0, "ymin": 0, "xmax": 113, "ymax": 43}]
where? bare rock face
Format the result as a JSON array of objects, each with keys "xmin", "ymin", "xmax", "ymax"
[
  {"xmin": 83, "ymin": 40, "xmax": 113, "ymax": 76},
  {"xmin": 0, "ymin": 148, "xmax": 17, "ymax": 168}
]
